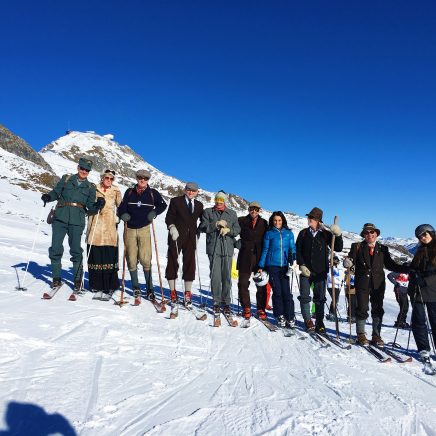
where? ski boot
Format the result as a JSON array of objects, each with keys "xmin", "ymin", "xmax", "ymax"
[
  {"xmin": 305, "ymin": 318, "xmax": 315, "ymax": 332},
  {"xmin": 52, "ymin": 278, "xmax": 62, "ymax": 289},
  {"xmin": 315, "ymin": 320, "xmax": 326, "ymax": 334},
  {"xmin": 146, "ymin": 289, "xmax": 156, "ymax": 301},
  {"xmin": 184, "ymin": 291, "xmax": 192, "ymax": 306},
  {"xmin": 133, "ymin": 287, "xmax": 141, "ymax": 305},
  {"xmin": 242, "ymin": 308, "xmax": 251, "ymax": 320},
  {"xmin": 257, "ymin": 309, "xmax": 267, "ymax": 321},
  {"xmin": 213, "ymin": 304, "xmax": 221, "ymax": 327},
  {"xmin": 371, "ymin": 335, "xmax": 384, "ymax": 347},
  {"xmin": 356, "ymin": 333, "xmax": 369, "ymax": 346},
  {"xmin": 74, "ymin": 280, "xmax": 83, "ymax": 294},
  {"xmin": 286, "ymin": 318, "xmax": 296, "ymax": 329},
  {"xmin": 276, "ymin": 315, "xmax": 286, "ymax": 328},
  {"xmin": 326, "ymin": 313, "xmax": 337, "ymax": 322}
]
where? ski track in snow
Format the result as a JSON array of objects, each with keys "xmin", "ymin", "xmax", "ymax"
[{"xmin": 1, "ymin": 182, "xmax": 436, "ymax": 435}]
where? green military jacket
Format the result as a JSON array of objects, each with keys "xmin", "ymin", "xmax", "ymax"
[{"xmin": 47, "ymin": 174, "xmax": 97, "ymax": 226}]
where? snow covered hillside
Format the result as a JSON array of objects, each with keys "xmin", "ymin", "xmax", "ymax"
[{"xmin": 1, "ymin": 174, "xmax": 436, "ymax": 435}]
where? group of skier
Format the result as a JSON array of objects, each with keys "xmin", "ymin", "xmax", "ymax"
[{"xmin": 41, "ymin": 157, "xmax": 436, "ymax": 363}]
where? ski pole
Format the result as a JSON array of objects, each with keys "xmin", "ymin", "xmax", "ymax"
[
  {"xmin": 195, "ymin": 247, "xmax": 204, "ymax": 308},
  {"xmin": 330, "ymin": 216, "xmax": 340, "ymax": 338},
  {"xmin": 116, "ymin": 222, "xmax": 128, "ymax": 306},
  {"xmin": 346, "ymin": 267, "xmax": 353, "ymax": 343},
  {"xmin": 416, "ymin": 283, "xmax": 436, "ymax": 354},
  {"xmin": 81, "ymin": 210, "xmax": 100, "ymax": 291},
  {"xmin": 17, "ymin": 206, "xmax": 46, "ymax": 291},
  {"xmin": 151, "ymin": 219, "xmax": 166, "ymax": 310}
]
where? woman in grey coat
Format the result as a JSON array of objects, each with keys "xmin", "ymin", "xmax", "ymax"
[{"xmin": 199, "ymin": 191, "xmax": 241, "ymax": 318}]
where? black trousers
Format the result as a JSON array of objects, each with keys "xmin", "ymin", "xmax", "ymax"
[
  {"xmin": 356, "ymin": 284, "xmax": 385, "ymax": 321},
  {"xmin": 394, "ymin": 288, "xmax": 409, "ymax": 323},
  {"xmin": 411, "ymin": 301, "xmax": 436, "ymax": 352}
]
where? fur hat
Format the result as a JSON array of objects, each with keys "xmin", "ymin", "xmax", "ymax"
[
  {"xmin": 360, "ymin": 223, "xmax": 380, "ymax": 238},
  {"xmin": 306, "ymin": 207, "xmax": 323, "ymax": 223},
  {"xmin": 215, "ymin": 191, "xmax": 228, "ymax": 203}
]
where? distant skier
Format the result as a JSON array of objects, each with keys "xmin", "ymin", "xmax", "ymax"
[
  {"xmin": 408, "ymin": 224, "xmax": 436, "ymax": 363},
  {"xmin": 387, "ymin": 272, "xmax": 410, "ymax": 328},
  {"xmin": 258, "ymin": 211, "xmax": 296, "ymax": 328},
  {"xmin": 165, "ymin": 182, "xmax": 204, "ymax": 305},
  {"xmin": 199, "ymin": 191, "xmax": 240, "ymax": 324},
  {"xmin": 117, "ymin": 169, "xmax": 167, "ymax": 299},
  {"xmin": 41, "ymin": 157, "xmax": 104, "ymax": 291},
  {"xmin": 236, "ymin": 201, "xmax": 268, "ymax": 320},
  {"xmin": 326, "ymin": 256, "xmax": 344, "ymax": 321},
  {"xmin": 343, "ymin": 223, "xmax": 409, "ymax": 346},
  {"xmin": 296, "ymin": 207, "xmax": 343, "ymax": 333}
]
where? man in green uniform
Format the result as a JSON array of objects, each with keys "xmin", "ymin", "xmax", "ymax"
[{"xmin": 41, "ymin": 157, "xmax": 105, "ymax": 290}]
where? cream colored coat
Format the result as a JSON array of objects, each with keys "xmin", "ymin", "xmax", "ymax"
[{"xmin": 86, "ymin": 184, "xmax": 122, "ymax": 247}]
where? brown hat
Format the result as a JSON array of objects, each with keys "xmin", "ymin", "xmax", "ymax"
[
  {"xmin": 136, "ymin": 169, "xmax": 151, "ymax": 179},
  {"xmin": 249, "ymin": 201, "xmax": 261, "ymax": 209},
  {"xmin": 306, "ymin": 207, "xmax": 323, "ymax": 223},
  {"xmin": 360, "ymin": 223, "xmax": 380, "ymax": 238}
]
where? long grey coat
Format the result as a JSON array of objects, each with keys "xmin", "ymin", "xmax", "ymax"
[{"xmin": 199, "ymin": 207, "xmax": 241, "ymax": 256}]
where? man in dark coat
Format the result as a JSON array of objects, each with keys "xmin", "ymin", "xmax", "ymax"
[
  {"xmin": 165, "ymin": 182, "xmax": 204, "ymax": 304},
  {"xmin": 296, "ymin": 207, "xmax": 343, "ymax": 332},
  {"xmin": 117, "ymin": 169, "xmax": 167, "ymax": 298},
  {"xmin": 344, "ymin": 223, "xmax": 409, "ymax": 346},
  {"xmin": 236, "ymin": 201, "xmax": 268, "ymax": 320}
]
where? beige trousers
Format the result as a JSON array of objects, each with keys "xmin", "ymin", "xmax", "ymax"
[{"xmin": 126, "ymin": 225, "xmax": 152, "ymax": 271}]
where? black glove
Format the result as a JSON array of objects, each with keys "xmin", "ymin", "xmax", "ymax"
[
  {"xmin": 147, "ymin": 210, "xmax": 157, "ymax": 221},
  {"xmin": 120, "ymin": 213, "xmax": 131, "ymax": 222},
  {"xmin": 41, "ymin": 193, "xmax": 50, "ymax": 206},
  {"xmin": 95, "ymin": 197, "xmax": 106, "ymax": 210}
]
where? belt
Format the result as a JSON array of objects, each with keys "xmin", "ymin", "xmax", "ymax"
[{"xmin": 58, "ymin": 202, "xmax": 84, "ymax": 209}]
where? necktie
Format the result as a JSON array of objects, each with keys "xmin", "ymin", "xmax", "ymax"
[
  {"xmin": 189, "ymin": 199, "xmax": 193, "ymax": 214},
  {"xmin": 369, "ymin": 245, "xmax": 374, "ymax": 256}
]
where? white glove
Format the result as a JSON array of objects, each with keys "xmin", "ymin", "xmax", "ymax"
[
  {"xmin": 300, "ymin": 265, "xmax": 311, "ymax": 277},
  {"xmin": 330, "ymin": 224, "xmax": 342, "ymax": 236},
  {"xmin": 220, "ymin": 227, "xmax": 230, "ymax": 236},
  {"xmin": 343, "ymin": 257, "xmax": 353, "ymax": 268},
  {"xmin": 216, "ymin": 219, "xmax": 227, "ymax": 229},
  {"xmin": 168, "ymin": 224, "xmax": 179, "ymax": 241}
]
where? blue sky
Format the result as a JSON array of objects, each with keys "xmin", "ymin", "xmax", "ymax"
[{"xmin": 1, "ymin": 0, "xmax": 435, "ymax": 238}]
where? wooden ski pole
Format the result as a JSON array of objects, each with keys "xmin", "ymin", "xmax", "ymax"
[
  {"xmin": 151, "ymin": 220, "xmax": 166, "ymax": 311},
  {"xmin": 346, "ymin": 266, "xmax": 352, "ymax": 343},
  {"xmin": 330, "ymin": 216, "xmax": 340, "ymax": 339},
  {"xmin": 116, "ymin": 222, "xmax": 128, "ymax": 306}
]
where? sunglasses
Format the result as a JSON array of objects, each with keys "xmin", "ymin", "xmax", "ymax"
[
  {"xmin": 137, "ymin": 177, "xmax": 149, "ymax": 181},
  {"xmin": 104, "ymin": 169, "xmax": 116, "ymax": 175},
  {"xmin": 79, "ymin": 166, "xmax": 90, "ymax": 172},
  {"xmin": 418, "ymin": 231, "xmax": 429, "ymax": 239},
  {"xmin": 103, "ymin": 176, "xmax": 113, "ymax": 180},
  {"xmin": 364, "ymin": 230, "xmax": 376, "ymax": 235},
  {"xmin": 249, "ymin": 207, "xmax": 260, "ymax": 212}
]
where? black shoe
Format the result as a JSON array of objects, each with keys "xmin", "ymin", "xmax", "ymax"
[
  {"xmin": 213, "ymin": 304, "xmax": 221, "ymax": 314},
  {"xmin": 276, "ymin": 315, "xmax": 286, "ymax": 328},
  {"xmin": 147, "ymin": 290, "xmax": 156, "ymax": 301},
  {"xmin": 315, "ymin": 321, "xmax": 326, "ymax": 334},
  {"xmin": 74, "ymin": 280, "xmax": 82, "ymax": 293},
  {"xmin": 52, "ymin": 278, "xmax": 61, "ymax": 289},
  {"xmin": 223, "ymin": 305, "xmax": 231, "ymax": 315},
  {"xmin": 133, "ymin": 287, "xmax": 141, "ymax": 298}
]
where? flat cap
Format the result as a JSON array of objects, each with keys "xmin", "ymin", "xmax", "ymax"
[
  {"xmin": 136, "ymin": 169, "xmax": 151, "ymax": 179},
  {"xmin": 185, "ymin": 182, "xmax": 199, "ymax": 191},
  {"xmin": 78, "ymin": 157, "xmax": 93, "ymax": 171}
]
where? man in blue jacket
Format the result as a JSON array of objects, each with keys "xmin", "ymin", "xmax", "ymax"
[{"xmin": 117, "ymin": 169, "xmax": 167, "ymax": 298}]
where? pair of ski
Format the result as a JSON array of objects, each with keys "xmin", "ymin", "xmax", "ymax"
[
  {"xmin": 169, "ymin": 301, "xmax": 207, "ymax": 321},
  {"xmin": 42, "ymin": 282, "xmax": 84, "ymax": 301},
  {"xmin": 360, "ymin": 343, "xmax": 413, "ymax": 364},
  {"xmin": 213, "ymin": 308, "xmax": 238, "ymax": 327}
]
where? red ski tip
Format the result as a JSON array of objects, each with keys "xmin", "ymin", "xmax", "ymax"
[{"xmin": 42, "ymin": 293, "xmax": 51, "ymax": 300}]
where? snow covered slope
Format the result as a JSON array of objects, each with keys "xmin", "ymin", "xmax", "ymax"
[{"xmin": 0, "ymin": 174, "xmax": 435, "ymax": 435}]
